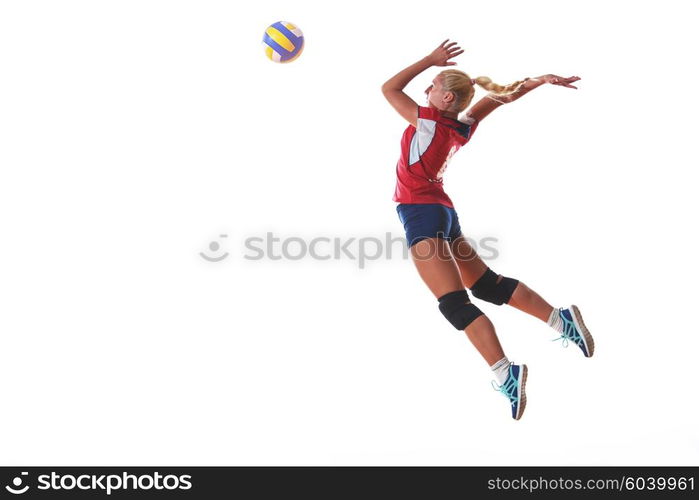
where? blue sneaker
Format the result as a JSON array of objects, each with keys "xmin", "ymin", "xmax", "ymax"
[
  {"xmin": 492, "ymin": 363, "xmax": 528, "ymax": 420},
  {"xmin": 552, "ymin": 305, "xmax": 595, "ymax": 357}
]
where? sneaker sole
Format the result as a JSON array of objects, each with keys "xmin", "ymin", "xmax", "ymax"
[
  {"xmin": 570, "ymin": 304, "xmax": 595, "ymax": 357},
  {"xmin": 515, "ymin": 364, "xmax": 528, "ymax": 420}
]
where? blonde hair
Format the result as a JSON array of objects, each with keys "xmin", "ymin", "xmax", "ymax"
[{"xmin": 438, "ymin": 69, "xmax": 528, "ymax": 112}]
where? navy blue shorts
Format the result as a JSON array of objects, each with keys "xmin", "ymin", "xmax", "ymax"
[{"xmin": 396, "ymin": 203, "xmax": 463, "ymax": 248}]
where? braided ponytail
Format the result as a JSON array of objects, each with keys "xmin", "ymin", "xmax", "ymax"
[
  {"xmin": 472, "ymin": 76, "xmax": 528, "ymax": 96},
  {"xmin": 439, "ymin": 70, "xmax": 528, "ymax": 112}
]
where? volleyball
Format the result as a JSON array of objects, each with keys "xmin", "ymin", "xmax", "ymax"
[{"xmin": 262, "ymin": 21, "xmax": 304, "ymax": 63}]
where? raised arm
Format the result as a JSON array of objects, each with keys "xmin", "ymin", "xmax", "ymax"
[
  {"xmin": 462, "ymin": 74, "xmax": 581, "ymax": 123},
  {"xmin": 381, "ymin": 40, "xmax": 464, "ymax": 126}
]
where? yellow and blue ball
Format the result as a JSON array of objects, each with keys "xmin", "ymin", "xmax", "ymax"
[{"xmin": 262, "ymin": 21, "xmax": 304, "ymax": 63}]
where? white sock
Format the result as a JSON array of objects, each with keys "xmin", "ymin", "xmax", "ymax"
[
  {"xmin": 547, "ymin": 307, "xmax": 564, "ymax": 333},
  {"xmin": 490, "ymin": 357, "xmax": 511, "ymax": 385}
]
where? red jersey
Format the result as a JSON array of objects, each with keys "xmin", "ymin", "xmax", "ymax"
[{"xmin": 392, "ymin": 105, "xmax": 479, "ymax": 208}]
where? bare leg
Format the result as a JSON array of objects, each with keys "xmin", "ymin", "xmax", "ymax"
[
  {"xmin": 508, "ymin": 282, "xmax": 554, "ymax": 322},
  {"xmin": 449, "ymin": 235, "xmax": 555, "ymax": 323},
  {"xmin": 463, "ymin": 315, "xmax": 506, "ymax": 366},
  {"xmin": 409, "ymin": 237, "xmax": 505, "ymax": 365}
]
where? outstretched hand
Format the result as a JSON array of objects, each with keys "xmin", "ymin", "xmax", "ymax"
[
  {"xmin": 543, "ymin": 74, "xmax": 581, "ymax": 89},
  {"xmin": 426, "ymin": 40, "xmax": 464, "ymax": 67}
]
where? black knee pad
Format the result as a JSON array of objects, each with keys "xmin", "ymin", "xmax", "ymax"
[
  {"xmin": 438, "ymin": 290, "xmax": 484, "ymax": 330},
  {"xmin": 470, "ymin": 268, "xmax": 519, "ymax": 305}
]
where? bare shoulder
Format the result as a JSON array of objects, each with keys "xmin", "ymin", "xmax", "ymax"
[{"xmin": 457, "ymin": 115, "xmax": 478, "ymax": 126}]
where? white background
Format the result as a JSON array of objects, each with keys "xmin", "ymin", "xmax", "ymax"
[{"xmin": 1, "ymin": 0, "xmax": 697, "ymax": 465}]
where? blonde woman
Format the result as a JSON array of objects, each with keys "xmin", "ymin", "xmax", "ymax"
[{"xmin": 382, "ymin": 40, "xmax": 591, "ymax": 420}]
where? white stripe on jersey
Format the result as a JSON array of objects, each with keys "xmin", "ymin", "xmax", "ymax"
[{"xmin": 409, "ymin": 118, "xmax": 437, "ymax": 165}]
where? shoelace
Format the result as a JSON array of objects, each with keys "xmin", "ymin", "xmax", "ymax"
[
  {"xmin": 552, "ymin": 309, "xmax": 583, "ymax": 348},
  {"xmin": 491, "ymin": 366, "xmax": 518, "ymax": 407}
]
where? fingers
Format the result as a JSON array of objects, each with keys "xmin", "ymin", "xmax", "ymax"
[
  {"xmin": 556, "ymin": 81, "xmax": 579, "ymax": 88},
  {"xmin": 560, "ymin": 76, "xmax": 581, "ymax": 88},
  {"xmin": 431, "ymin": 39, "xmax": 464, "ymax": 66},
  {"xmin": 549, "ymin": 75, "xmax": 581, "ymax": 83},
  {"xmin": 439, "ymin": 39, "xmax": 462, "ymax": 50}
]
